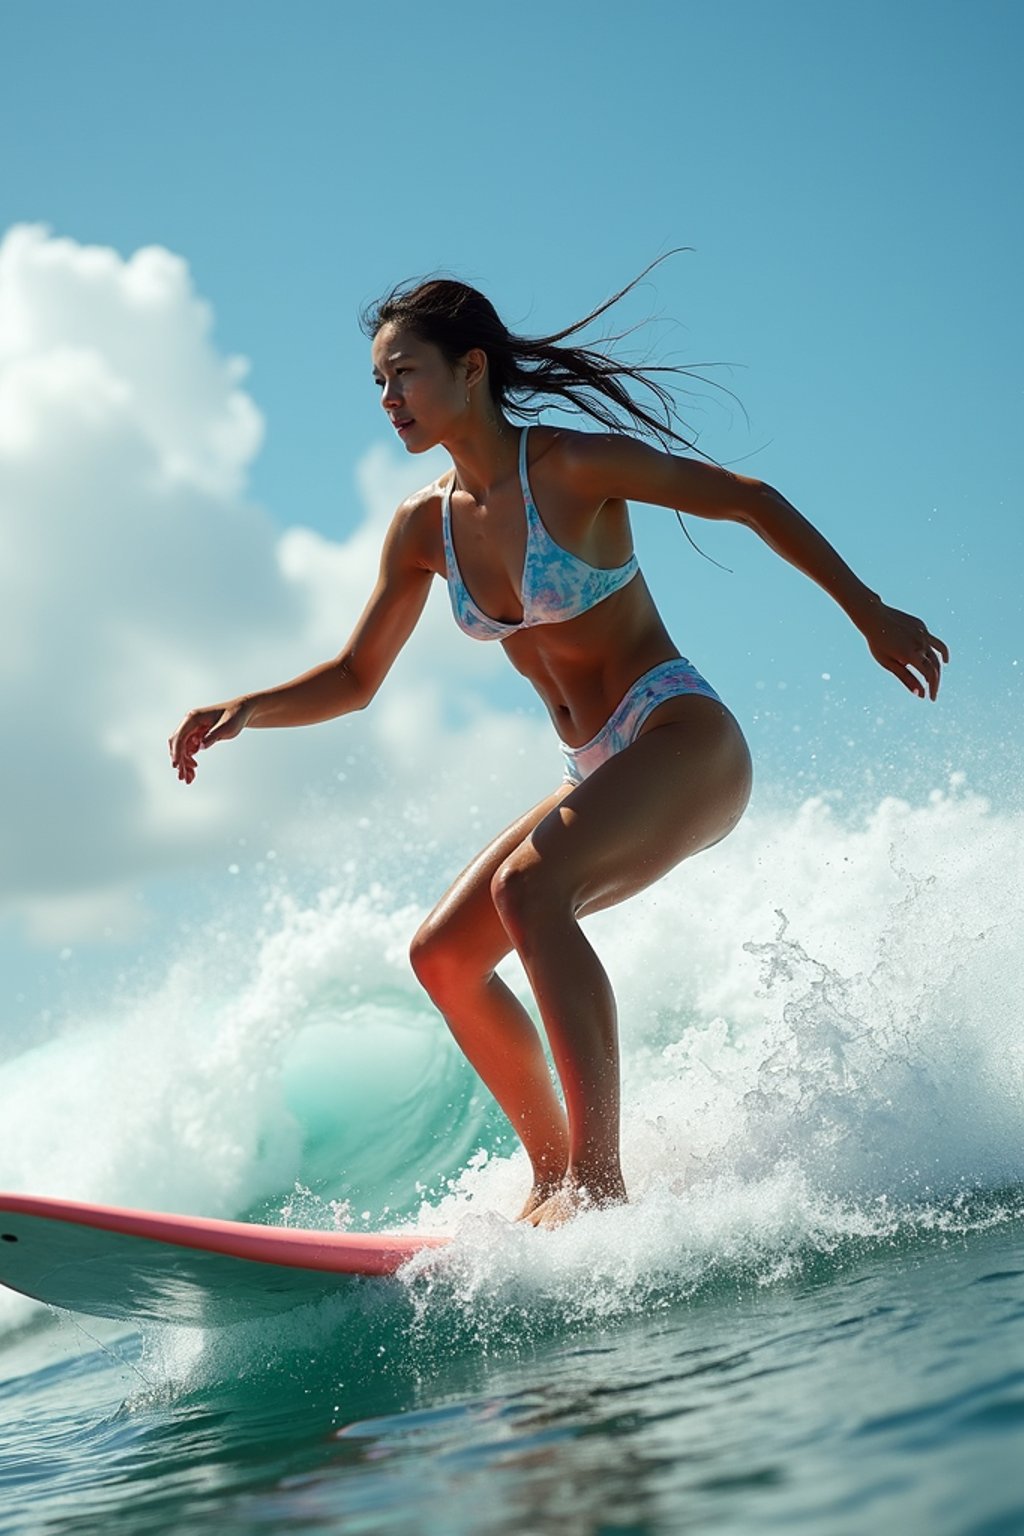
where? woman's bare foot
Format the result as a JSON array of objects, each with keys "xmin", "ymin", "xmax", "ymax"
[
  {"xmin": 515, "ymin": 1176, "xmax": 565, "ymax": 1222},
  {"xmin": 523, "ymin": 1176, "xmax": 628, "ymax": 1230}
]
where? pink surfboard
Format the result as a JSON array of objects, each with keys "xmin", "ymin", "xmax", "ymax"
[{"xmin": 0, "ymin": 1193, "xmax": 450, "ymax": 1327}]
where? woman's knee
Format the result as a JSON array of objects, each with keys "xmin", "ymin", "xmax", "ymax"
[
  {"xmin": 490, "ymin": 849, "xmax": 564, "ymax": 946},
  {"xmin": 409, "ymin": 915, "xmax": 496, "ymax": 1007},
  {"xmin": 408, "ymin": 919, "xmax": 455, "ymax": 1003}
]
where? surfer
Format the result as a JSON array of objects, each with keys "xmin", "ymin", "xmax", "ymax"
[{"xmin": 169, "ymin": 262, "xmax": 948, "ymax": 1230}]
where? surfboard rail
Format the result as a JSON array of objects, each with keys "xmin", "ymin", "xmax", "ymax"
[
  {"xmin": 0, "ymin": 1192, "xmax": 453, "ymax": 1324},
  {"xmin": 0, "ymin": 1192, "xmax": 449, "ymax": 1275}
]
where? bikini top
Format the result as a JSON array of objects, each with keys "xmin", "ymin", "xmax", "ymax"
[{"xmin": 440, "ymin": 426, "xmax": 640, "ymax": 641}]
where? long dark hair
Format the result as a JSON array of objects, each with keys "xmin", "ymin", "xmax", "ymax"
[{"xmin": 361, "ymin": 251, "xmax": 731, "ymax": 457}]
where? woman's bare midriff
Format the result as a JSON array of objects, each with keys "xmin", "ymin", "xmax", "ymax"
[{"xmin": 499, "ymin": 574, "xmax": 692, "ymax": 748}]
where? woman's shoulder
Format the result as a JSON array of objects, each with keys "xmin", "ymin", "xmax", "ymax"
[
  {"xmin": 382, "ymin": 477, "xmax": 449, "ymax": 567},
  {"xmin": 389, "ymin": 474, "xmax": 449, "ymax": 526},
  {"xmin": 531, "ymin": 424, "xmax": 640, "ymax": 494}
]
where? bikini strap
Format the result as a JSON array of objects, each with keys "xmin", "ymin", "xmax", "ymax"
[
  {"xmin": 440, "ymin": 475, "xmax": 456, "ymax": 566},
  {"xmin": 517, "ymin": 425, "xmax": 534, "ymax": 514}
]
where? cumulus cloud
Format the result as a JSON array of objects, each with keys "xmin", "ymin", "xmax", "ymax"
[{"xmin": 0, "ymin": 225, "xmax": 552, "ymax": 944}]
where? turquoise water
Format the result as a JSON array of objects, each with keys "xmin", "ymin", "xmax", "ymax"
[
  {"xmin": 4, "ymin": 1218, "xmax": 1023, "ymax": 1534},
  {"xmin": 3, "ymin": 784, "xmax": 1023, "ymax": 1533}
]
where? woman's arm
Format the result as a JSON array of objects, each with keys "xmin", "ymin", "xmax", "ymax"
[
  {"xmin": 169, "ymin": 496, "xmax": 436, "ymax": 782},
  {"xmin": 563, "ymin": 433, "xmax": 949, "ymax": 700},
  {"xmin": 741, "ymin": 483, "xmax": 948, "ymax": 699}
]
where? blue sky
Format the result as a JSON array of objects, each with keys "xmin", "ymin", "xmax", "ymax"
[{"xmin": 1, "ymin": 0, "xmax": 1021, "ymax": 1019}]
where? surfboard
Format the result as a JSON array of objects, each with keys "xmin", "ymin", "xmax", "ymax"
[{"xmin": 0, "ymin": 1193, "xmax": 450, "ymax": 1327}]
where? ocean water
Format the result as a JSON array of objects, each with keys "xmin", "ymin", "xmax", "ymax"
[{"xmin": 2, "ymin": 778, "xmax": 1023, "ymax": 1535}]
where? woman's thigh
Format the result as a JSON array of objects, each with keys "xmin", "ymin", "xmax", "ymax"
[
  {"xmin": 496, "ymin": 697, "xmax": 752, "ymax": 923},
  {"xmin": 412, "ymin": 784, "xmax": 571, "ymax": 973}
]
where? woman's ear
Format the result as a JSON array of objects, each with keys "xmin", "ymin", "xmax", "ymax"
[{"xmin": 461, "ymin": 347, "xmax": 489, "ymax": 391}]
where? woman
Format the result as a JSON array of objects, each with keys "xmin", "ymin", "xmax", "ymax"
[{"xmin": 169, "ymin": 269, "xmax": 947, "ymax": 1230}]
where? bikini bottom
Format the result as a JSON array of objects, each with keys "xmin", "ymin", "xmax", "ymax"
[{"xmin": 559, "ymin": 657, "xmax": 723, "ymax": 787}]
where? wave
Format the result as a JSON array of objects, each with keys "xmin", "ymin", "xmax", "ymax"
[{"xmin": 2, "ymin": 776, "xmax": 1021, "ymax": 1337}]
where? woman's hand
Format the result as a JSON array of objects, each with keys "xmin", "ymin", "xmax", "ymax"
[
  {"xmin": 168, "ymin": 699, "xmax": 254, "ymax": 785},
  {"xmin": 857, "ymin": 600, "xmax": 949, "ymax": 700}
]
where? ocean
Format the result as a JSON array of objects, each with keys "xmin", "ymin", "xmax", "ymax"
[{"xmin": 2, "ymin": 777, "xmax": 1022, "ymax": 1535}]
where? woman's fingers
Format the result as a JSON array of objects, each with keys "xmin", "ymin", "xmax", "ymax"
[
  {"xmin": 922, "ymin": 646, "xmax": 944, "ymax": 700},
  {"xmin": 867, "ymin": 607, "xmax": 948, "ymax": 701},
  {"xmin": 175, "ymin": 726, "xmax": 205, "ymax": 783},
  {"xmin": 170, "ymin": 701, "xmax": 250, "ymax": 783},
  {"xmin": 894, "ymin": 651, "xmax": 941, "ymax": 701},
  {"xmin": 909, "ymin": 626, "xmax": 948, "ymax": 701},
  {"xmin": 909, "ymin": 633, "xmax": 947, "ymax": 700},
  {"xmin": 169, "ymin": 709, "xmax": 222, "ymax": 781},
  {"xmin": 887, "ymin": 659, "xmax": 925, "ymax": 697}
]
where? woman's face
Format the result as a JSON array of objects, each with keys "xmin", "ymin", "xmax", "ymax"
[{"xmin": 371, "ymin": 323, "xmax": 466, "ymax": 452}]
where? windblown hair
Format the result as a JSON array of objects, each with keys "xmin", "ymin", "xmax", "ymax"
[{"xmin": 360, "ymin": 250, "xmax": 727, "ymax": 457}]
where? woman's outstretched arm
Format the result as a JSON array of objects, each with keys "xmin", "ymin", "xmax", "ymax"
[
  {"xmin": 736, "ymin": 482, "xmax": 948, "ymax": 699},
  {"xmin": 562, "ymin": 432, "xmax": 949, "ymax": 701},
  {"xmin": 169, "ymin": 495, "xmax": 436, "ymax": 783}
]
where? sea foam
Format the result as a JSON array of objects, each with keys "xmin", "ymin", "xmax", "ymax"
[{"xmin": 2, "ymin": 776, "xmax": 1021, "ymax": 1337}]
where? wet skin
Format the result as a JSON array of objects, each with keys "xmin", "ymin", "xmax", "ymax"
[{"xmin": 169, "ymin": 323, "xmax": 948, "ymax": 1228}]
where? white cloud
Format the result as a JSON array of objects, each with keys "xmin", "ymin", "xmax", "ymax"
[
  {"xmin": 0, "ymin": 225, "xmax": 552, "ymax": 944},
  {"xmin": 0, "ymin": 226, "xmax": 260, "ymax": 497}
]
